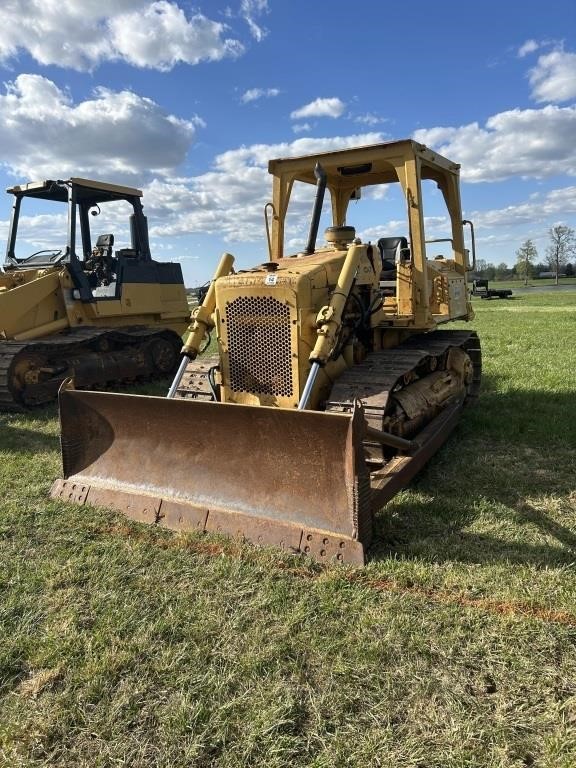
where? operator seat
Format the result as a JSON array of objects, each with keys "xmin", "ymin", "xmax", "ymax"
[
  {"xmin": 377, "ymin": 236, "xmax": 410, "ymax": 296},
  {"xmin": 95, "ymin": 233, "xmax": 114, "ymax": 257},
  {"xmin": 87, "ymin": 234, "xmax": 116, "ymax": 287}
]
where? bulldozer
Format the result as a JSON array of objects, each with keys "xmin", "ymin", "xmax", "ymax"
[
  {"xmin": 0, "ymin": 177, "xmax": 190, "ymax": 408},
  {"xmin": 51, "ymin": 139, "xmax": 481, "ymax": 564}
]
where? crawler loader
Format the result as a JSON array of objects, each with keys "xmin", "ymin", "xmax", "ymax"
[
  {"xmin": 52, "ymin": 140, "xmax": 481, "ymax": 564},
  {"xmin": 0, "ymin": 177, "xmax": 190, "ymax": 407}
]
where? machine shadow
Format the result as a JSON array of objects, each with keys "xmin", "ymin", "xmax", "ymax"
[
  {"xmin": 367, "ymin": 378, "xmax": 576, "ymax": 568},
  {"xmin": 370, "ymin": 502, "xmax": 576, "ymax": 569},
  {"xmin": 0, "ymin": 408, "xmax": 60, "ymax": 453},
  {"xmin": 1, "ymin": 425, "xmax": 59, "ymax": 453}
]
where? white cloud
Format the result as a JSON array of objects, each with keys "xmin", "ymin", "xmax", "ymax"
[
  {"xmin": 290, "ymin": 98, "xmax": 345, "ymax": 120},
  {"xmin": 241, "ymin": 87, "xmax": 280, "ymax": 104},
  {"xmin": 518, "ymin": 39, "xmax": 540, "ymax": 58},
  {"xmin": 110, "ymin": 2, "xmax": 244, "ymax": 71},
  {"xmin": 292, "ymin": 123, "xmax": 312, "ymax": 134},
  {"xmin": 359, "ymin": 221, "xmax": 407, "ymax": 242},
  {"xmin": 528, "ymin": 50, "xmax": 576, "ymax": 103},
  {"xmin": 146, "ymin": 133, "xmax": 384, "ymax": 242},
  {"xmin": 0, "ymin": 212, "xmax": 68, "ymax": 251},
  {"xmin": 471, "ymin": 186, "xmax": 576, "ymax": 230},
  {"xmin": 0, "ymin": 1, "xmax": 245, "ymax": 71},
  {"xmin": 463, "ymin": 187, "xmax": 576, "ymax": 256},
  {"xmin": 190, "ymin": 115, "xmax": 208, "ymax": 129},
  {"xmin": 358, "ymin": 186, "xmax": 576, "ymax": 255},
  {"xmin": 240, "ymin": 0, "xmax": 269, "ymax": 42},
  {"xmin": 208, "ymin": 133, "xmax": 383, "ymax": 172},
  {"xmin": 353, "ymin": 113, "xmax": 387, "ymax": 126},
  {"xmin": 0, "ymin": 75, "xmax": 197, "ymax": 181},
  {"xmin": 414, "ymin": 105, "xmax": 576, "ymax": 182}
]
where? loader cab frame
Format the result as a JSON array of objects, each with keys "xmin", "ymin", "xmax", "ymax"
[{"xmin": 4, "ymin": 177, "xmax": 152, "ymax": 301}]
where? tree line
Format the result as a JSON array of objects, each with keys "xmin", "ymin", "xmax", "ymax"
[{"xmin": 475, "ymin": 225, "xmax": 576, "ymax": 285}]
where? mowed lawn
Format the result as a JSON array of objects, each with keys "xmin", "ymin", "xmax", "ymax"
[{"xmin": 1, "ymin": 292, "xmax": 575, "ymax": 768}]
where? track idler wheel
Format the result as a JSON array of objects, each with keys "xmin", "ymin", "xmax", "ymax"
[
  {"xmin": 148, "ymin": 335, "xmax": 180, "ymax": 375},
  {"xmin": 9, "ymin": 352, "xmax": 57, "ymax": 405}
]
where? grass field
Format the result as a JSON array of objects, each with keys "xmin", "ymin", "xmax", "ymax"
[{"xmin": 1, "ymin": 292, "xmax": 576, "ymax": 767}]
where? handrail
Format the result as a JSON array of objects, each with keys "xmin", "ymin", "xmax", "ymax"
[{"xmin": 462, "ymin": 220, "xmax": 477, "ymax": 272}]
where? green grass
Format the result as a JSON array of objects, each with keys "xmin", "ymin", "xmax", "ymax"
[{"xmin": 1, "ymin": 292, "xmax": 576, "ymax": 767}]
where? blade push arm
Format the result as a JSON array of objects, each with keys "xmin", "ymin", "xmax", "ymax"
[
  {"xmin": 167, "ymin": 251, "xmax": 234, "ymax": 398},
  {"xmin": 298, "ymin": 242, "xmax": 364, "ymax": 409}
]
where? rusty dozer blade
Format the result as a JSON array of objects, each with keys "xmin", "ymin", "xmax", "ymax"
[{"xmin": 51, "ymin": 386, "xmax": 372, "ymax": 564}]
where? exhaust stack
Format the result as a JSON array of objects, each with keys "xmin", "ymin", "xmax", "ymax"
[{"xmin": 303, "ymin": 163, "xmax": 327, "ymax": 255}]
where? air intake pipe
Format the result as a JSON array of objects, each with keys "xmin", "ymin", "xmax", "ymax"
[{"xmin": 303, "ymin": 163, "xmax": 327, "ymax": 255}]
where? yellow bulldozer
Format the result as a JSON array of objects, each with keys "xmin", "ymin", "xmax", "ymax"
[
  {"xmin": 0, "ymin": 177, "xmax": 190, "ymax": 408},
  {"xmin": 52, "ymin": 139, "xmax": 481, "ymax": 564}
]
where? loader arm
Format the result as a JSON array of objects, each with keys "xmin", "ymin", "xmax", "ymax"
[{"xmin": 0, "ymin": 270, "xmax": 67, "ymax": 339}]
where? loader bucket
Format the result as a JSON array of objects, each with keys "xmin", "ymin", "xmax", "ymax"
[{"xmin": 51, "ymin": 386, "xmax": 372, "ymax": 564}]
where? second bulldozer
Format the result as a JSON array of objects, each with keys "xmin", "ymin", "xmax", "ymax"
[
  {"xmin": 0, "ymin": 177, "xmax": 190, "ymax": 408},
  {"xmin": 52, "ymin": 139, "xmax": 481, "ymax": 564}
]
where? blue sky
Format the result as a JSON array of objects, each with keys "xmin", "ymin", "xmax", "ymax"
[{"xmin": 0, "ymin": 0, "xmax": 575, "ymax": 285}]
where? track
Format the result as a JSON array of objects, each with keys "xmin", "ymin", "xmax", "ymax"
[
  {"xmin": 0, "ymin": 326, "xmax": 182, "ymax": 409},
  {"xmin": 172, "ymin": 354, "xmax": 220, "ymax": 401},
  {"xmin": 326, "ymin": 329, "xmax": 481, "ymax": 461},
  {"xmin": 324, "ymin": 329, "xmax": 481, "ymax": 515},
  {"xmin": 176, "ymin": 330, "xmax": 481, "ymax": 427}
]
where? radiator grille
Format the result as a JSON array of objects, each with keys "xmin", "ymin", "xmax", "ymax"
[{"xmin": 225, "ymin": 295, "xmax": 293, "ymax": 397}]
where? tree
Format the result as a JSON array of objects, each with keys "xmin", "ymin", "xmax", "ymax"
[
  {"xmin": 533, "ymin": 262, "xmax": 548, "ymax": 277},
  {"xmin": 515, "ymin": 239, "xmax": 538, "ymax": 285},
  {"xmin": 566, "ymin": 262, "xmax": 574, "ymax": 277},
  {"xmin": 475, "ymin": 258, "xmax": 488, "ymax": 276},
  {"xmin": 546, "ymin": 225, "xmax": 576, "ymax": 285},
  {"xmin": 473, "ymin": 259, "xmax": 495, "ymax": 280},
  {"xmin": 495, "ymin": 262, "xmax": 510, "ymax": 281}
]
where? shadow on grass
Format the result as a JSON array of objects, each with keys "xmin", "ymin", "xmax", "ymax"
[
  {"xmin": 369, "ymin": 381, "xmax": 576, "ymax": 568},
  {"xmin": 1, "ymin": 424, "xmax": 60, "ymax": 453},
  {"xmin": 370, "ymin": 499, "xmax": 576, "ymax": 568},
  {"xmin": 459, "ymin": 374, "xmax": 576, "ymax": 446},
  {"xmin": 0, "ymin": 407, "xmax": 60, "ymax": 453},
  {"xmin": 0, "ymin": 379, "xmax": 167, "ymax": 454}
]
